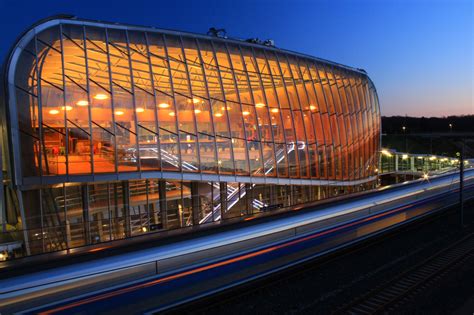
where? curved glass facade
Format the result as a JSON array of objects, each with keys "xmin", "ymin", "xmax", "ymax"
[{"xmin": 1, "ymin": 17, "xmax": 380, "ymax": 259}]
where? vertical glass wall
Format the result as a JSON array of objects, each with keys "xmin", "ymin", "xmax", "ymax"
[{"xmin": 12, "ymin": 23, "xmax": 380, "ymax": 183}]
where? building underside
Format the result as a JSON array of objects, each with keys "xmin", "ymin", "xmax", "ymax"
[{"xmin": 0, "ymin": 16, "xmax": 380, "ymax": 259}]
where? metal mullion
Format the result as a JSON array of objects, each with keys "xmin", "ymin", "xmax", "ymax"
[
  {"xmin": 237, "ymin": 45, "xmax": 265, "ymax": 177},
  {"xmin": 347, "ymin": 77, "xmax": 363, "ymax": 179},
  {"xmin": 107, "ymin": 183, "xmax": 112, "ymax": 241},
  {"xmin": 280, "ymin": 53, "xmax": 312, "ymax": 179},
  {"xmin": 272, "ymin": 52, "xmax": 302, "ymax": 178},
  {"xmin": 358, "ymin": 77, "xmax": 369, "ymax": 177},
  {"xmin": 62, "ymin": 183, "xmax": 69, "ymax": 249},
  {"xmin": 322, "ymin": 65, "xmax": 344, "ymax": 181},
  {"xmin": 341, "ymin": 70, "xmax": 359, "ymax": 181},
  {"xmin": 249, "ymin": 47, "xmax": 278, "ymax": 179},
  {"xmin": 209, "ymin": 40, "xmax": 237, "ymax": 176},
  {"xmin": 223, "ymin": 43, "xmax": 251, "ymax": 176},
  {"xmin": 146, "ymin": 179, "xmax": 151, "ymax": 232},
  {"xmin": 312, "ymin": 62, "xmax": 336, "ymax": 181},
  {"xmin": 104, "ymin": 28, "xmax": 119, "ymax": 174},
  {"xmin": 351, "ymin": 75, "xmax": 366, "ymax": 180},
  {"xmin": 58, "ymin": 25, "xmax": 70, "ymax": 178},
  {"xmin": 162, "ymin": 34, "xmax": 183, "ymax": 172},
  {"xmin": 321, "ymin": 65, "xmax": 343, "ymax": 181},
  {"xmin": 177, "ymin": 35, "xmax": 201, "ymax": 174},
  {"xmin": 67, "ymin": 119, "xmax": 90, "ymax": 136},
  {"xmin": 143, "ymin": 32, "xmax": 163, "ymax": 172},
  {"xmin": 343, "ymin": 75, "xmax": 356, "ymax": 182},
  {"xmin": 88, "ymin": 78, "xmax": 111, "ymax": 94},
  {"xmin": 295, "ymin": 56, "xmax": 322, "ymax": 179},
  {"xmin": 34, "ymin": 35, "xmax": 44, "ymax": 178},
  {"xmin": 259, "ymin": 51, "xmax": 290, "ymax": 179},
  {"xmin": 195, "ymin": 39, "xmax": 219, "ymax": 174},
  {"xmin": 330, "ymin": 66, "xmax": 350, "ymax": 181},
  {"xmin": 82, "ymin": 25, "xmax": 95, "ymax": 177},
  {"xmin": 364, "ymin": 80, "xmax": 376, "ymax": 176}
]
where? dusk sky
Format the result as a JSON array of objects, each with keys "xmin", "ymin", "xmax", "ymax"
[{"xmin": 0, "ymin": 0, "xmax": 472, "ymax": 117}]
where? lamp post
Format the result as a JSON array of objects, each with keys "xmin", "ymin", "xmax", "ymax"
[
  {"xmin": 449, "ymin": 123, "xmax": 453, "ymax": 133},
  {"xmin": 402, "ymin": 126, "xmax": 407, "ymax": 152}
]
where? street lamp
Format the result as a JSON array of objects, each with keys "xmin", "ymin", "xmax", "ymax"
[
  {"xmin": 449, "ymin": 123, "xmax": 453, "ymax": 133},
  {"xmin": 402, "ymin": 126, "xmax": 407, "ymax": 152}
]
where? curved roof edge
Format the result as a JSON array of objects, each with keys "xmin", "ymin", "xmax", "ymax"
[{"xmin": 6, "ymin": 15, "xmax": 370, "ymax": 78}]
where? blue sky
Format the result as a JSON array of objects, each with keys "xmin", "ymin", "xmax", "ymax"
[{"xmin": 0, "ymin": 0, "xmax": 472, "ymax": 117}]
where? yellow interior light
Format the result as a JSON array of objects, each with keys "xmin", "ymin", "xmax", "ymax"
[
  {"xmin": 115, "ymin": 110, "xmax": 124, "ymax": 116},
  {"xmin": 402, "ymin": 154, "xmax": 408, "ymax": 159},
  {"xmin": 242, "ymin": 111, "xmax": 250, "ymax": 116},
  {"xmin": 271, "ymin": 108, "xmax": 279, "ymax": 113},
  {"xmin": 61, "ymin": 106, "xmax": 73, "ymax": 111},
  {"xmin": 215, "ymin": 112, "xmax": 223, "ymax": 117},
  {"xmin": 49, "ymin": 109, "xmax": 59, "ymax": 115},
  {"xmin": 255, "ymin": 103, "xmax": 266, "ymax": 108},
  {"xmin": 76, "ymin": 100, "xmax": 89, "ymax": 106},
  {"xmin": 309, "ymin": 105, "xmax": 317, "ymax": 111},
  {"xmin": 93, "ymin": 93, "xmax": 108, "ymax": 100},
  {"xmin": 158, "ymin": 103, "xmax": 170, "ymax": 108},
  {"xmin": 135, "ymin": 107, "xmax": 145, "ymax": 113},
  {"xmin": 192, "ymin": 98, "xmax": 200, "ymax": 104},
  {"xmin": 194, "ymin": 109, "xmax": 201, "ymax": 114},
  {"xmin": 169, "ymin": 112, "xmax": 175, "ymax": 116}
]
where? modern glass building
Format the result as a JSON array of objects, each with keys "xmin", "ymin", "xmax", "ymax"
[{"xmin": 0, "ymin": 16, "xmax": 380, "ymax": 259}]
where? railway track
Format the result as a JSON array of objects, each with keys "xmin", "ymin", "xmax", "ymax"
[{"xmin": 334, "ymin": 232, "xmax": 474, "ymax": 315}]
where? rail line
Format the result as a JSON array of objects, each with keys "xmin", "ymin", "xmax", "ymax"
[{"xmin": 334, "ymin": 232, "xmax": 474, "ymax": 314}]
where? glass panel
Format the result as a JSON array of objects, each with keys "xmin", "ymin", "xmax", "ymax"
[
  {"xmin": 84, "ymin": 27, "xmax": 117, "ymax": 173},
  {"xmin": 62, "ymin": 25, "xmax": 92, "ymax": 175}
]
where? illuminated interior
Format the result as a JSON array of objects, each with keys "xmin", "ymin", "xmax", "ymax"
[{"xmin": 1, "ymin": 18, "xmax": 380, "ymax": 258}]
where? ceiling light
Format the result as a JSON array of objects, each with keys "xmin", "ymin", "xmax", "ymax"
[
  {"xmin": 169, "ymin": 112, "xmax": 175, "ymax": 116},
  {"xmin": 255, "ymin": 103, "xmax": 266, "ymax": 108},
  {"xmin": 192, "ymin": 98, "xmax": 200, "ymax": 104},
  {"xmin": 94, "ymin": 93, "xmax": 108, "ymax": 100},
  {"xmin": 242, "ymin": 111, "xmax": 250, "ymax": 116},
  {"xmin": 76, "ymin": 100, "xmax": 89, "ymax": 106},
  {"xmin": 215, "ymin": 112, "xmax": 223, "ymax": 117},
  {"xmin": 158, "ymin": 103, "xmax": 169, "ymax": 108},
  {"xmin": 136, "ymin": 107, "xmax": 145, "ymax": 113},
  {"xmin": 194, "ymin": 109, "xmax": 202, "ymax": 114},
  {"xmin": 115, "ymin": 110, "xmax": 124, "ymax": 116},
  {"xmin": 271, "ymin": 108, "xmax": 279, "ymax": 113},
  {"xmin": 49, "ymin": 109, "xmax": 59, "ymax": 115},
  {"xmin": 61, "ymin": 106, "xmax": 73, "ymax": 111},
  {"xmin": 309, "ymin": 105, "xmax": 317, "ymax": 111}
]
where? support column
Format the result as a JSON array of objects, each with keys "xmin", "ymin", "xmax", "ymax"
[
  {"xmin": 245, "ymin": 183, "xmax": 252, "ymax": 215},
  {"xmin": 220, "ymin": 182, "xmax": 228, "ymax": 220},
  {"xmin": 158, "ymin": 180, "xmax": 168, "ymax": 229},
  {"xmin": 191, "ymin": 182, "xmax": 200, "ymax": 225},
  {"xmin": 81, "ymin": 184, "xmax": 91, "ymax": 245},
  {"xmin": 122, "ymin": 181, "xmax": 131, "ymax": 238}
]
